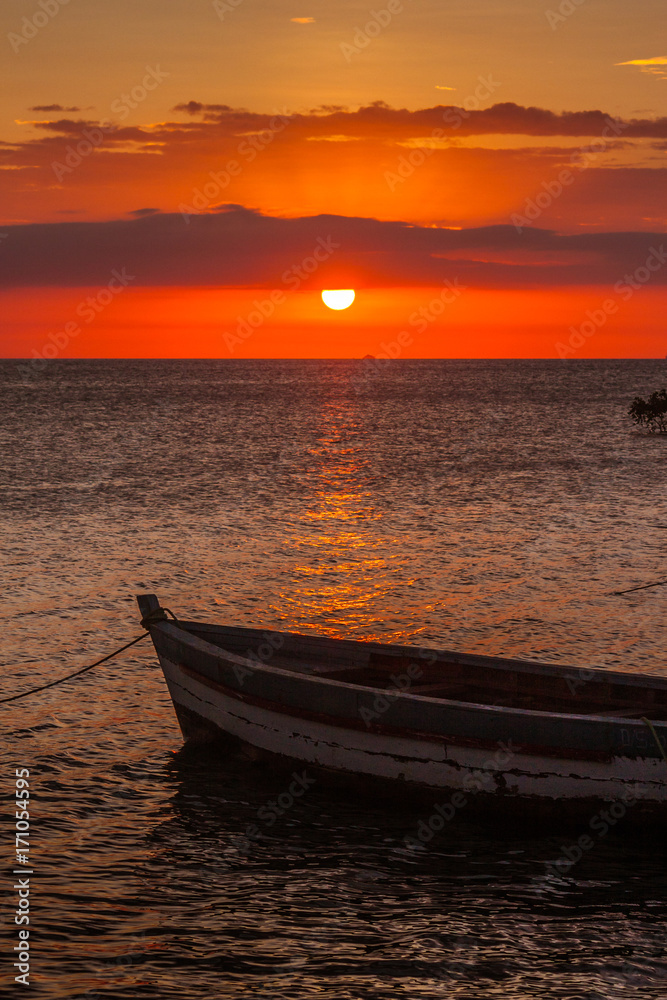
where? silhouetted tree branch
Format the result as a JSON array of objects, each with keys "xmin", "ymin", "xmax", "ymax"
[{"xmin": 629, "ymin": 389, "xmax": 667, "ymax": 433}]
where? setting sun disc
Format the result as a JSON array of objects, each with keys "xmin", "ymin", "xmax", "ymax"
[{"xmin": 321, "ymin": 289, "xmax": 355, "ymax": 310}]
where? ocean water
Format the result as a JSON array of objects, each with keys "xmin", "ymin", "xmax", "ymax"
[{"xmin": 2, "ymin": 358, "xmax": 667, "ymax": 998}]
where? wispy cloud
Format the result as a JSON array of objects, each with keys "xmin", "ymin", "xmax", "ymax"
[
  {"xmin": 291, "ymin": 17, "xmax": 315, "ymax": 23},
  {"xmin": 305, "ymin": 134, "xmax": 362, "ymax": 142},
  {"xmin": 29, "ymin": 104, "xmax": 85, "ymax": 112},
  {"xmin": 616, "ymin": 56, "xmax": 667, "ymax": 65},
  {"xmin": 616, "ymin": 56, "xmax": 667, "ymax": 80}
]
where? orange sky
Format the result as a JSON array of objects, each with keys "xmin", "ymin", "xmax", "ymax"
[
  {"xmin": 2, "ymin": 0, "xmax": 666, "ymax": 357},
  {"xmin": 4, "ymin": 285, "xmax": 666, "ymax": 360}
]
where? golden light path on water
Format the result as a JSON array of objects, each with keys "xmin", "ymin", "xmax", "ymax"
[{"xmin": 268, "ymin": 395, "xmax": 427, "ymax": 644}]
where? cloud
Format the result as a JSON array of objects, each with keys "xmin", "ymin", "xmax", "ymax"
[
  {"xmin": 29, "ymin": 104, "xmax": 84, "ymax": 112},
  {"xmin": 616, "ymin": 57, "xmax": 667, "ymax": 80},
  {"xmin": 161, "ymin": 100, "xmax": 667, "ymax": 138},
  {"xmin": 172, "ymin": 101, "xmax": 234, "ymax": 116},
  {"xmin": 2, "ymin": 207, "xmax": 665, "ymax": 291},
  {"xmin": 127, "ymin": 207, "xmax": 161, "ymax": 216},
  {"xmin": 2, "ymin": 101, "xmax": 666, "ymax": 231},
  {"xmin": 616, "ymin": 57, "xmax": 667, "ymax": 65},
  {"xmin": 31, "ymin": 118, "xmax": 112, "ymax": 135},
  {"xmin": 290, "ymin": 17, "xmax": 315, "ymax": 23},
  {"xmin": 435, "ymin": 86, "xmax": 457, "ymax": 91},
  {"xmin": 309, "ymin": 104, "xmax": 348, "ymax": 113},
  {"xmin": 306, "ymin": 134, "xmax": 362, "ymax": 142},
  {"xmin": 7, "ymin": 102, "xmax": 667, "ymax": 163}
]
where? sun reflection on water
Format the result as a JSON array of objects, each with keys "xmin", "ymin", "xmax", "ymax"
[{"xmin": 269, "ymin": 399, "xmax": 419, "ymax": 643}]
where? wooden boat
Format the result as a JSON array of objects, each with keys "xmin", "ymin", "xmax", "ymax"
[{"xmin": 137, "ymin": 594, "xmax": 667, "ymax": 817}]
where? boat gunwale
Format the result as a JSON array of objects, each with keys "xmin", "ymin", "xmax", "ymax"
[
  {"xmin": 148, "ymin": 619, "xmax": 667, "ymax": 730},
  {"xmin": 176, "ymin": 620, "xmax": 667, "ymax": 689}
]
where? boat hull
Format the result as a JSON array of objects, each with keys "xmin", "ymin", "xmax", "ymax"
[
  {"xmin": 157, "ymin": 653, "xmax": 667, "ymax": 815},
  {"xmin": 136, "ymin": 593, "xmax": 667, "ymax": 818}
]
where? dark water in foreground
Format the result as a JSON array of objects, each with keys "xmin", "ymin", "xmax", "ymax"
[{"xmin": 1, "ymin": 359, "xmax": 667, "ymax": 998}]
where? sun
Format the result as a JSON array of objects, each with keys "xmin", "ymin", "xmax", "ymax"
[{"xmin": 321, "ymin": 289, "xmax": 355, "ymax": 310}]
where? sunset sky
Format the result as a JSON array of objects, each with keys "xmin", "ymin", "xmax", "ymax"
[{"xmin": 2, "ymin": 0, "xmax": 666, "ymax": 357}]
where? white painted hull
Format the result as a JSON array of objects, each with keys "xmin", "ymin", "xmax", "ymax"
[{"xmin": 160, "ymin": 656, "xmax": 667, "ymax": 806}]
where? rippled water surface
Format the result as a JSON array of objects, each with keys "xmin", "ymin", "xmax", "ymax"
[{"xmin": 2, "ymin": 359, "xmax": 667, "ymax": 998}]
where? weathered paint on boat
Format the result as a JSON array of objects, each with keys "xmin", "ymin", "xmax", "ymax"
[{"xmin": 137, "ymin": 594, "xmax": 667, "ymax": 814}]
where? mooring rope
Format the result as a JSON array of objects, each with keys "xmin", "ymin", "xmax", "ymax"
[
  {"xmin": 613, "ymin": 579, "xmax": 667, "ymax": 596},
  {"xmin": 0, "ymin": 607, "xmax": 177, "ymax": 706}
]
